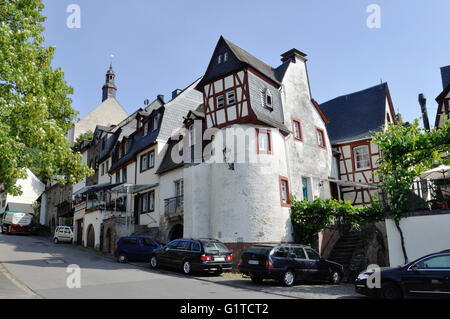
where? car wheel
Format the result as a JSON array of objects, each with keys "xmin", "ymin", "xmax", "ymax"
[
  {"xmin": 380, "ymin": 282, "xmax": 402, "ymax": 299},
  {"xmin": 250, "ymin": 276, "xmax": 264, "ymax": 284},
  {"xmin": 150, "ymin": 255, "xmax": 158, "ymax": 269},
  {"xmin": 330, "ymin": 270, "xmax": 342, "ymax": 284},
  {"xmin": 53, "ymin": 238, "xmax": 59, "ymax": 244},
  {"xmin": 118, "ymin": 253, "xmax": 128, "ymax": 263},
  {"xmin": 183, "ymin": 261, "xmax": 192, "ymax": 275},
  {"xmin": 282, "ymin": 270, "xmax": 296, "ymax": 287}
]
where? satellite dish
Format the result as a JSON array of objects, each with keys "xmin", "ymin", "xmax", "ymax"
[{"xmin": 144, "ymin": 99, "xmax": 150, "ymax": 106}]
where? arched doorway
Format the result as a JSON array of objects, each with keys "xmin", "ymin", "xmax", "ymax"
[
  {"xmin": 87, "ymin": 224, "xmax": 95, "ymax": 249},
  {"xmin": 168, "ymin": 224, "xmax": 183, "ymax": 242}
]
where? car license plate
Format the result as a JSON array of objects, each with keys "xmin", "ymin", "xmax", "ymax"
[
  {"xmin": 214, "ymin": 257, "xmax": 225, "ymax": 262},
  {"xmin": 248, "ymin": 260, "xmax": 259, "ymax": 265}
]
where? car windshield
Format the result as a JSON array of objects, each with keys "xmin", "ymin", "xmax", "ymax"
[{"xmin": 202, "ymin": 241, "xmax": 230, "ymax": 254}]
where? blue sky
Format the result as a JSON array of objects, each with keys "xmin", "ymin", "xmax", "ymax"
[{"xmin": 42, "ymin": 0, "xmax": 450, "ymax": 126}]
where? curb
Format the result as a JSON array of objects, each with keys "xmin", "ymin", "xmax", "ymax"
[{"xmin": 0, "ymin": 263, "xmax": 43, "ymax": 299}]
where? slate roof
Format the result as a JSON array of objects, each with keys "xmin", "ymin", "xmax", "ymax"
[
  {"xmin": 441, "ymin": 65, "xmax": 450, "ymax": 90},
  {"xmin": 320, "ymin": 83, "xmax": 389, "ymax": 144},
  {"xmin": 109, "ymin": 107, "xmax": 164, "ymax": 174},
  {"xmin": 222, "ymin": 37, "xmax": 281, "ymax": 84}
]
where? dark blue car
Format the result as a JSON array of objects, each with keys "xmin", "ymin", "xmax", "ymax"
[{"xmin": 114, "ymin": 236, "xmax": 160, "ymax": 263}]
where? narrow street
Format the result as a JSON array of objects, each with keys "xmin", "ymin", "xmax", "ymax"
[{"xmin": 0, "ymin": 233, "xmax": 360, "ymax": 299}]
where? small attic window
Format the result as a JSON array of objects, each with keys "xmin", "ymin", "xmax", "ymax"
[
  {"xmin": 224, "ymin": 52, "xmax": 228, "ymax": 62},
  {"xmin": 262, "ymin": 89, "xmax": 273, "ymax": 111},
  {"xmin": 218, "ymin": 55, "xmax": 223, "ymax": 64}
]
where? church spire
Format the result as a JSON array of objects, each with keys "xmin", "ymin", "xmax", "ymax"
[{"xmin": 102, "ymin": 60, "xmax": 117, "ymax": 102}]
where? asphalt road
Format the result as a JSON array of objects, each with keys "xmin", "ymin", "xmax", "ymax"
[{"xmin": 0, "ymin": 233, "xmax": 360, "ymax": 299}]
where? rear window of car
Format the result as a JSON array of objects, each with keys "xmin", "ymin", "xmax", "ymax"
[
  {"xmin": 245, "ymin": 246, "xmax": 274, "ymax": 255},
  {"xmin": 202, "ymin": 241, "xmax": 230, "ymax": 254},
  {"xmin": 192, "ymin": 242, "xmax": 201, "ymax": 252},
  {"xmin": 122, "ymin": 238, "xmax": 137, "ymax": 245}
]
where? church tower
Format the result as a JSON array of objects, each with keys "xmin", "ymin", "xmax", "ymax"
[{"xmin": 102, "ymin": 63, "xmax": 117, "ymax": 102}]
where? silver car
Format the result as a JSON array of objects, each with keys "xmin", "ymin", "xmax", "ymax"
[{"xmin": 54, "ymin": 226, "xmax": 74, "ymax": 244}]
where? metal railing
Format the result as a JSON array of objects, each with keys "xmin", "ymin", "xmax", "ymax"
[{"xmin": 164, "ymin": 195, "xmax": 184, "ymax": 219}]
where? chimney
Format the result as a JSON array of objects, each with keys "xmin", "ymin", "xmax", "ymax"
[
  {"xmin": 172, "ymin": 89, "xmax": 182, "ymax": 100},
  {"xmin": 418, "ymin": 93, "xmax": 431, "ymax": 131},
  {"xmin": 441, "ymin": 65, "xmax": 450, "ymax": 90},
  {"xmin": 157, "ymin": 94, "xmax": 165, "ymax": 104},
  {"xmin": 280, "ymin": 48, "xmax": 307, "ymax": 63}
]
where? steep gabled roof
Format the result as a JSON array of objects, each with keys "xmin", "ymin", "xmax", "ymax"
[
  {"xmin": 196, "ymin": 36, "xmax": 281, "ymax": 89},
  {"xmin": 320, "ymin": 83, "xmax": 392, "ymax": 144}
]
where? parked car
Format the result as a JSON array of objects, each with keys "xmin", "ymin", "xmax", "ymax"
[
  {"xmin": 238, "ymin": 244, "xmax": 343, "ymax": 287},
  {"xmin": 149, "ymin": 238, "xmax": 233, "ymax": 275},
  {"xmin": 355, "ymin": 250, "xmax": 450, "ymax": 299},
  {"xmin": 114, "ymin": 236, "xmax": 160, "ymax": 263},
  {"xmin": 53, "ymin": 226, "xmax": 74, "ymax": 244}
]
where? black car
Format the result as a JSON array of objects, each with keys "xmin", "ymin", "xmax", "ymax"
[
  {"xmin": 149, "ymin": 238, "xmax": 233, "ymax": 275},
  {"xmin": 114, "ymin": 236, "xmax": 160, "ymax": 263},
  {"xmin": 355, "ymin": 250, "xmax": 450, "ymax": 299},
  {"xmin": 238, "ymin": 244, "xmax": 344, "ymax": 287}
]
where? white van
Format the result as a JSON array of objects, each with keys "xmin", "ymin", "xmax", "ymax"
[{"xmin": 54, "ymin": 226, "xmax": 74, "ymax": 244}]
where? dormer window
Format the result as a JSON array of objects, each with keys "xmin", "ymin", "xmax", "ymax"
[
  {"xmin": 143, "ymin": 122, "xmax": 149, "ymax": 136},
  {"xmin": 262, "ymin": 89, "xmax": 273, "ymax": 111},
  {"xmin": 152, "ymin": 114, "xmax": 159, "ymax": 131}
]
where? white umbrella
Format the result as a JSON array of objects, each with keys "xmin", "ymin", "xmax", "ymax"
[{"xmin": 420, "ymin": 165, "xmax": 450, "ymax": 180}]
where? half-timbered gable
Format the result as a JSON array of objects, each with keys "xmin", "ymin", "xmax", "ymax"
[
  {"xmin": 196, "ymin": 36, "xmax": 288, "ymax": 132},
  {"xmin": 321, "ymin": 83, "xmax": 397, "ymax": 206},
  {"xmin": 435, "ymin": 65, "xmax": 450, "ymax": 129}
]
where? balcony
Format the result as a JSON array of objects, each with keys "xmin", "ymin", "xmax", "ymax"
[{"xmin": 164, "ymin": 195, "xmax": 184, "ymax": 221}]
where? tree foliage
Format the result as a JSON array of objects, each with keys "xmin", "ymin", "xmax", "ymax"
[
  {"xmin": 71, "ymin": 130, "xmax": 93, "ymax": 153},
  {"xmin": 373, "ymin": 119, "xmax": 450, "ymax": 218},
  {"xmin": 0, "ymin": 0, "xmax": 92, "ymax": 195},
  {"xmin": 373, "ymin": 119, "xmax": 450, "ymax": 263},
  {"xmin": 290, "ymin": 197, "xmax": 384, "ymax": 246}
]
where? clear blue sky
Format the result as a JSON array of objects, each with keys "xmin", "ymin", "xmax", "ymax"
[{"xmin": 42, "ymin": 0, "xmax": 450, "ymax": 126}]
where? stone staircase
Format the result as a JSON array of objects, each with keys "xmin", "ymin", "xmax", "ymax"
[{"xmin": 328, "ymin": 230, "xmax": 362, "ymax": 282}]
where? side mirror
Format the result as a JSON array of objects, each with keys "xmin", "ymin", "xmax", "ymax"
[
  {"xmin": 411, "ymin": 264, "xmax": 419, "ymax": 272},
  {"xmin": 164, "ymin": 247, "xmax": 170, "ymax": 252}
]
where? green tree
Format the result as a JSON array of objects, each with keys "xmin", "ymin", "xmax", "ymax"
[
  {"xmin": 373, "ymin": 119, "xmax": 450, "ymax": 264},
  {"xmin": 0, "ymin": 0, "xmax": 92, "ymax": 195},
  {"xmin": 71, "ymin": 130, "xmax": 93, "ymax": 153}
]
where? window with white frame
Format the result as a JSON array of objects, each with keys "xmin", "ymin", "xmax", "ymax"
[
  {"xmin": 141, "ymin": 193, "xmax": 148, "ymax": 213},
  {"xmin": 257, "ymin": 129, "xmax": 272, "ymax": 154},
  {"xmin": 226, "ymin": 91, "xmax": 236, "ymax": 106},
  {"xmin": 140, "ymin": 150, "xmax": 155, "ymax": 172},
  {"xmin": 217, "ymin": 54, "xmax": 222, "ymax": 64},
  {"xmin": 216, "ymin": 95, "xmax": 224, "ymax": 108},
  {"xmin": 148, "ymin": 191, "xmax": 155, "ymax": 212},
  {"xmin": 353, "ymin": 145, "xmax": 371, "ymax": 170},
  {"xmin": 143, "ymin": 122, "xmax": 149, "ymax": 136},
  {"xmin": 189, "ymin": 125, "xmax": 195, "ymax": 146},
  {"xmin": 224, "ymin": 52, "xmax": 228, "ymax": 62},
  {"xmin": 175, "ymin": 180, "xmax": 184, "ymax": 197},
  {"xmin": 152, "ymin": 114, "xmax": 159, "ymax": 131}
]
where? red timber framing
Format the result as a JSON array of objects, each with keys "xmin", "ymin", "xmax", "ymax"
[
  {"xmin": 203, "ymin": 68, "xmax": 253, "ymax": 129},
  {"xmin": 336, "ymin": 138, "xmax": 381, "ymax": 206}
]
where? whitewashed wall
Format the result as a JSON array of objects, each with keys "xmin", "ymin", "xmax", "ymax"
[
  {"xmin": 184, "ymin": 124, "xmax": 293, "ymax": 243},
  {"xmin": 280, "ymin": 56, "xmax": 332, "ymax": 201},
  {"xmin": 386, "ymin": 212, "xmax": 450, "ymax": 267}
]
